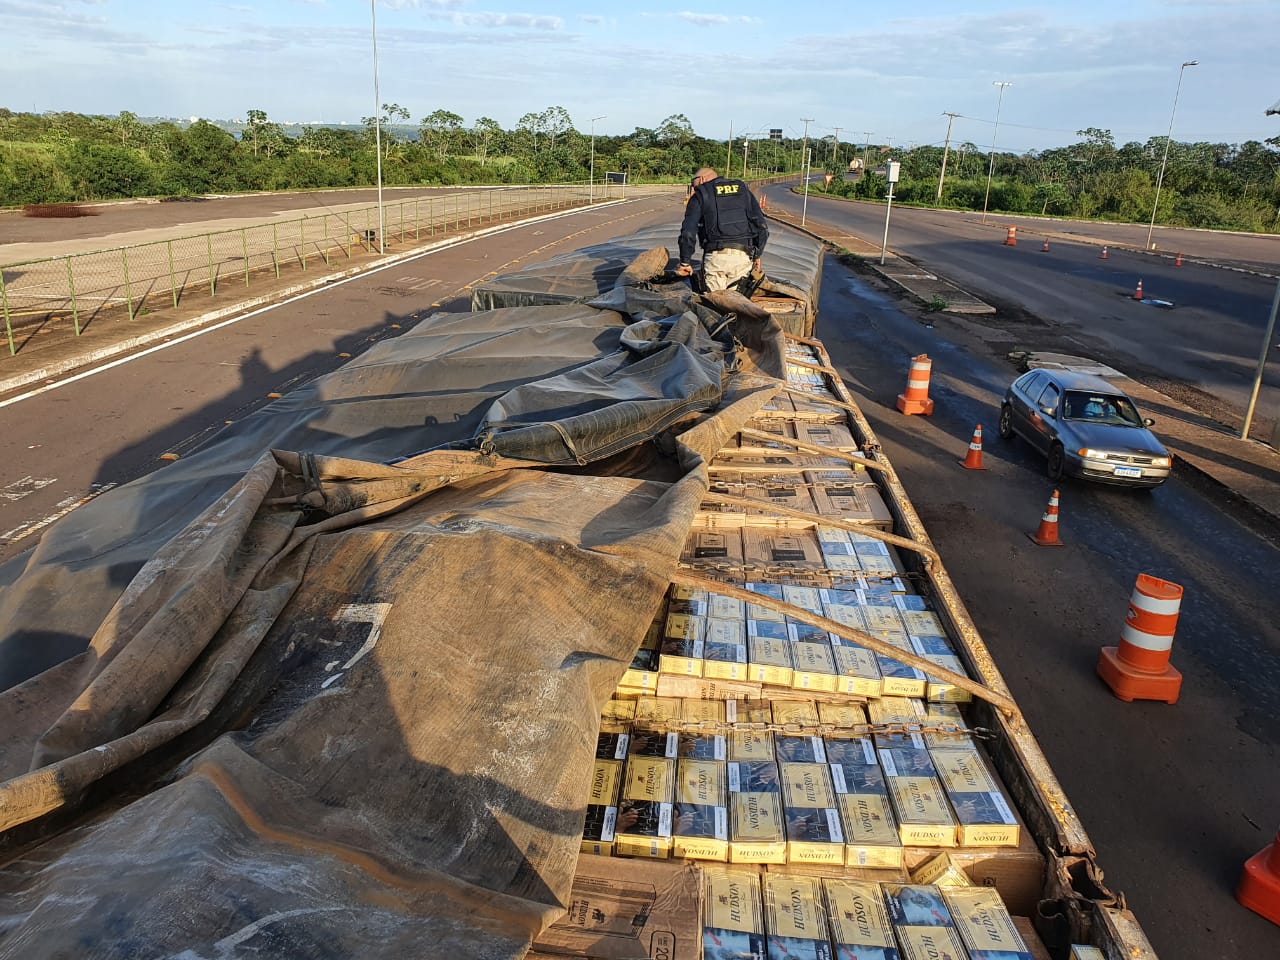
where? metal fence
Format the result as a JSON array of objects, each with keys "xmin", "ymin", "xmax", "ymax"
[{"xmin": 0, "ymin": 182, "xmax": 632, "ymax": 356}]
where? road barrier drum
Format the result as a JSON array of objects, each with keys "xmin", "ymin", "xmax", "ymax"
[
  {"xmin": 895, "ymin": 354, "xmax": 935, "ymax": 416},
  {"xmin": 1096, "ymin": 573, "xmax": 1184, "ymax": 703}
]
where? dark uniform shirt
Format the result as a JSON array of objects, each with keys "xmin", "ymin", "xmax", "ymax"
[{"xmin": 678, "ymin": 177, "xmax": 769, "ymax": 265}]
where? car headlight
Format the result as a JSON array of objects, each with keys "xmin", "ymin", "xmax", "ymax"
[
  {"xmin": 1151, "ymin": 456, "xmax": 1171, "ymax": 468},
  {"xmin": 1077, "ymin": 448, "xmax": 1108, "ymax": 459}
]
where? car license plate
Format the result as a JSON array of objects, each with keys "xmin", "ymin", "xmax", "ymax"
[{"xmin": 1113, "ymin": 466, "xmax": 1142, "ymax": 478}]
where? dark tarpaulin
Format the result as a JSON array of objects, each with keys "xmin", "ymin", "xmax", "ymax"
[
  {"xmin": 469, "ymin": 222, "xmax": 822, "ymax": 334},
  {"xmin": 0, "ymin": 250, "xmax": 788, "ymax": 959}
]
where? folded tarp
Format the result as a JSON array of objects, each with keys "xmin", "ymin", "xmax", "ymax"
[{"xmin": 0, "ymin": 252, "xmax": 785, "ymax": 959}]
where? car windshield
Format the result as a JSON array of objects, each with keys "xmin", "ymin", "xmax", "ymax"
[{"xmin": 1062, "ymin": 391, "xmax": 1143, "ymax": 426}]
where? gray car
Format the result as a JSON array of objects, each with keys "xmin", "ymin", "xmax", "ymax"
[{"xmin": 998, "ymin": 369, "xmax": 1171, "ymax": 487}]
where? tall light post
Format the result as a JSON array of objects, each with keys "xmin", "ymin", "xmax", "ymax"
[
  {"xmin": 981, "ymin": 81, "xmax": 1012, "ymax": 224},
  {"xmin": 1145, "ymin": 60, "xmax": 1198, "ymax": 250},
  {"xmin": 1241, "ymin": 96, "xmax": 1280, "ymax": 441},
  {"xmin": 588, "ymin": 115, "xmax": 605, "ymax": 202},
  {"xmin": 370, "ymin": 0, "xmax": 385, "ymax": 254}
]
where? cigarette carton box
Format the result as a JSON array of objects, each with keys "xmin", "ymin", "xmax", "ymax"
[
  {"xmin": 772, "ymin": 700, "xmax": 821, "ymax": 727},
  {"xmin": 673, "ymin": 758, "xmax": 729, "ymax": 862},
  {"xmin": 901, "ymin": 610, "xmax": 947, "ymax": 637},
  {"xmin": 533, "ymin": 855, "xmax": 702, "ymax": 960},
  {"xmin": 598, "ymin": 729, "xmax": 632, "ymax": 761},
  {"xmin": 763, "ymin": 875, "xmax": 834, "ymax": 960},
  {"xmin": 620, "ymin": 645, "xmax": 660, "ymax": 694},
  {"xmin": 895, "ymin": 593, "xmax": 932, "ymax": 612},
  {"xmin": 807, "ymin": 471, "xmax": 895, "ymax": 530},
  {"xmin": 730, "ymin": 729, "xmax": 775, "ymax": 762},
  {"xmin": 909, "ymin": 851, "xmax": 972, "ymax": 888},
  {"xmin": 715, "ymin": 452, "xmax": 847, "ymax": 474},
  {"xmin": 681, "ymin": 699, "xmax": 727, "ymax": 724},
  {"xmin": 876, "ymin": 655, "xmax": 928, "ymax": 698},
  {"xmin": 1070, "ymin": 946, "xmax": 1106, "ymax": 960},
  {"xmin": 832, "ymin": 644, "xmax": 884, "ymax": 697},
  {"xmin": 703, "ymin": 870, "xmax": 767, "ymax": 960},
  {"xmin": 884, "ymin": 884, "xmax": 956, "ymax": 929},
  {"xmin": 736, "ymin": 699, "xmax": 776, "ymax": 724},
  {"xmin": 582, "ymin": 758, "xmax": 623, "ymax": 856},
  {"xmin": 755, "ymin": 392, "xmax": 797, "ymax": 419},
  {"xmin": 747, "ymin": 633, "xmax": 794, "ymax": 687},
  {"xmin": 877, "ymin": 734, "xmax": 958, "ymax": 847},
  {"xmin": 680, "ymin": 528, "xmax": 745, "ymax": 569},
  {"xmin": 861, "ymin": 604, "xmax": 908, "ymax": 641},
  {"xmin": 704, "ymin": 621, "xmax": 749, "ymax": 682},
  {"xmin": 781, "ymin": 584, "xmax": 825, "ymax": 615},
  {"xmin": 628, "ymin": 728, "xmax": 679, "ymax": 759},
  {"xmin": 781, "ymin": 762, "xmax": 845, "ymax": 865},
  {"xmin": 745, "ymin": 582, "xmax": 787, "ymax": 621},
  {"xmin": 742, "ymin": 528, "xmax": 824, "ymax": 572},
  {"xmin": 729, "ymin": 790, "xmax": 788, "ymax": 863},
  {"xmin": 676, "ymin": 732, "xmax": 728, "ymax": 761},
  {"xmin": 789, "ymin": 391, "xmax": 847, "ymax": 422},
  {"xmin": 728, "ymin": 759, "xmax": 782, "ymax": 794},
  {"xmin": 615, "ymin": 756, "xmax": 676, "ymax": 859},
  {"xmin": 943, "ymin": 886, "xmax": 1034, "ymax": 960},
  {"xmin": 817, "ymin": 702, "xmax": 867, "ymax": 729},
  {"xmin": 794, "ymin": 420, "xmax": 859, "ymax": 454},
  {"xmin": 787, "ymin": 619, "xmax": 836, "ymax": 644},
  {"xmin": 867, "ymin": 696, "xmax": 925, "ymax": 728},
  {"xmin": 775, "ymin": 735, "xmax": 828, "ymax": 764},
  {"xmin": 929, "ymin": 744, "xmax": 1020, "ymax": 847},
  {"xmin": 858, "ymin": 571, "xmax": 909, "ymax": 600},
  {"xmin": 748, "ymin": 618, "xmax": 791, "ymax": 644},
  {"xmin": 791, "ymin": 641, "xmax": 839, "ymax": 694},
  {"xmin": 602, "ymin": 699, "xmax": 638, "ymax": 723},
  {"xmin": 661, "ymin": 613, "xmax": 705, "ymax": 677},
  {"xmin": 741, "ymin": 475, "xmax": 818, "ymax": 526},
  {"xmin": 825, "ymin": 737, "xmax": 904, "ymax": 869},
  {"xmin": 893, "ymin": 926, "xmax": 969, "ymax": 960},
  {"xmin": 708, "ymin": 591, "xmax": 746, "ymax": 621},
  {"xmin": 657, "ymin": 675, "xmax": 762, "ymax": 701},
  {"xmin": 634, "ymin": 697, "xmax": 682, "ymax": 724},
  {"xmin": 822, "ymin": 879, "xmax": 899, "ymax": 960},
  {"xmin": 735, "ymin": 418, "xmax": 798, "ymax": 453}
]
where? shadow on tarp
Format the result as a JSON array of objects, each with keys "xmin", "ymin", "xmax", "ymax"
[{"xmin": 0, "ymin": 243, "xmax": 802, "ymax": 959}]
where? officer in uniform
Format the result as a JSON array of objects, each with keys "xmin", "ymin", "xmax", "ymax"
[{"xmin": 676, "ymin": 167, "xmax": 769, "ymax": 292}]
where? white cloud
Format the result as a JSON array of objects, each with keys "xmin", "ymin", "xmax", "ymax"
[{"xmin": 676, "ymin": 12, "xmax": 757, "ymax": 27}]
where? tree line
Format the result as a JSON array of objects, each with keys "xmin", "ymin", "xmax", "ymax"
[{"xmin": 2, "ymin": 106, "xmax": 1277, "ymax": 234}]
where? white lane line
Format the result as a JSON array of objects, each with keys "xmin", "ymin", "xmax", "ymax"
[
  {"xmin": 1, "ymin": 482, "xmax": 116, "ymax": 542},
  {"xmin": 0, "ymin": 476, "xmax": 58, "ymax": 502}
]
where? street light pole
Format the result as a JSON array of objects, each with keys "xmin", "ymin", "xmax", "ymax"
[
  {"xmin": 1145, "ymin": 60, "xmax": 1198, "ymax": 250},
  {"xmin": 937, "ymin": 112, "xmax": 959, "ymax": 204},
  {"xmin": 589, "ymin": 115, "xmax": 605, "ymax": 202},
  {"xmin": 370, "ymin": 0, "xmax": 384, "ymax": 254},
  {"xmin": 981, "ymin": 81, "xmax": 1012, "ymax": 224}
]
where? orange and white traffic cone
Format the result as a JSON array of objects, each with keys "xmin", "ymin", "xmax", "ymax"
[
  {"xmin": 1004, "ymin": 226, "xmax": 1017, "ymax": 246},
  {"xmin": 1133, "ymin": 279, "xmax": 1144, "ymax": 300},
  {"xmin": 1174, "ymin": 252, "xmax": 1183, "ymax": 267},
  {"xmin": 1028, "ymin": 489, "xmax": 1063, "ymax": 546},
  {"xmin": 1096, "ymin": 573, "xmax": 1184, "ymax": 703},
  {"xmin": 1041, "ymin": 239, "xmax": 1050, "ymax": 253},
  {"xmin": 1237, "ymin": 829, "xmax": 1280, "ymax": 926},
  {"xmin": 895, "ymin": 354, "xmax": 935, "ymax": 416},
  {"xmin": 958, "ymin": 425, "xmax": 988, "ymax": 470},
  {"xmin": 1099, "ymin": 246, "xmax": 1109, "ymax": 260}
]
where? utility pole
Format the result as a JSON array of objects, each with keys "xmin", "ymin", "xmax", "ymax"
[
  {"xmin": 982, "ymin": 81, "xmax": 1013, "ymax": 224},
  {"xmin": 742, "ymin": 139, "xmax": 749, "ymax": 178},
  {"xmin": 862, "ymin": 131, "xmax": 873, "ymax": 172},
  {"xmin": 800, "ymin": 118, "xmax": 814, "ymax": 183},
  {"xmin": 832, "ymin": 126, "xmax": 841, "ymax": 167},
  {"xmin": 937, "ymin": 111, "xmax": 959, "ymax": 204},
  {"xmin": 726, "ymin": 120, "xmax": 734, "ymax": 175}
]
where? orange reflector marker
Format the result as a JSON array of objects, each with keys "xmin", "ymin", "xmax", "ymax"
[
  {"xmin": 895, "ymin": 354, "xmax": 935, "ymax": 416},
  {"xmin": 1237, "ymin": 829, "xmax": 1280, "ymax": 926},
  {"xmin": 159, "ymin": 452, "xmax": 180, "ymax": 462},
  {"xmin": 266, "ymin": 392, "xmax": 283, "ymax": 399},
  {"xmin": 1028, "ymin": 489, "xmax": 1063, "ymax": 546},
  {"xmin": 1004, "ymin": 226, "xmax": 1017, "ymax": 246},
  {"xmin": 958, "ymin": 424, "xmax": 988, "ymax": 470},
  {"xmin": 1096, "ymin": 573, "xmax": 1184, "ymax": 703}
]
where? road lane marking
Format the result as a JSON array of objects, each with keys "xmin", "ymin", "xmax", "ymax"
[
  {"xmin": 1, "ymin": 482, "xmax": 116, "ymax": 542},
  {"xmin": 0, "ymin": 476, "xmax": 57, "ymax": 501}
]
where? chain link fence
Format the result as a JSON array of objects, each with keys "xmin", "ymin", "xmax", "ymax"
[{"xmin": 1, "ymin": 182, "xmax": 633, "ymax": 356}]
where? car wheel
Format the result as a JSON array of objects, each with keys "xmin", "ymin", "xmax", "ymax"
[
  {"xmin": 1047, "ymin": 443, "xmax": 1065, "ymax": 481},
  {"xmin": 998, "ymin": 404, "xmax": 1014, "ymax": 440}
]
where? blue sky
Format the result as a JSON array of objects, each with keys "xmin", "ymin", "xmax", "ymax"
[{"xmin": 1, "ymin": 0, "xmax": 1276, "ymax": 152}]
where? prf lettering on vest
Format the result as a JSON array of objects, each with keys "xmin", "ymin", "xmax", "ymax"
[{"xmin": 715, "ymin": 183, "xmax": 740, "ymax": 195}]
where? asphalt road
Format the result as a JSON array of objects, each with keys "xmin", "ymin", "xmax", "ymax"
[
  {"xmin": 0, "ymin": 198, "xmax": 1277, "ymax": 956},
  {"xmin": 764, "ymin": 186, "xmax": 1280, "ymax": 424},
  {"xmin": 816, "ymin": 264, "xmax": 1280, "ymax": 960}
]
